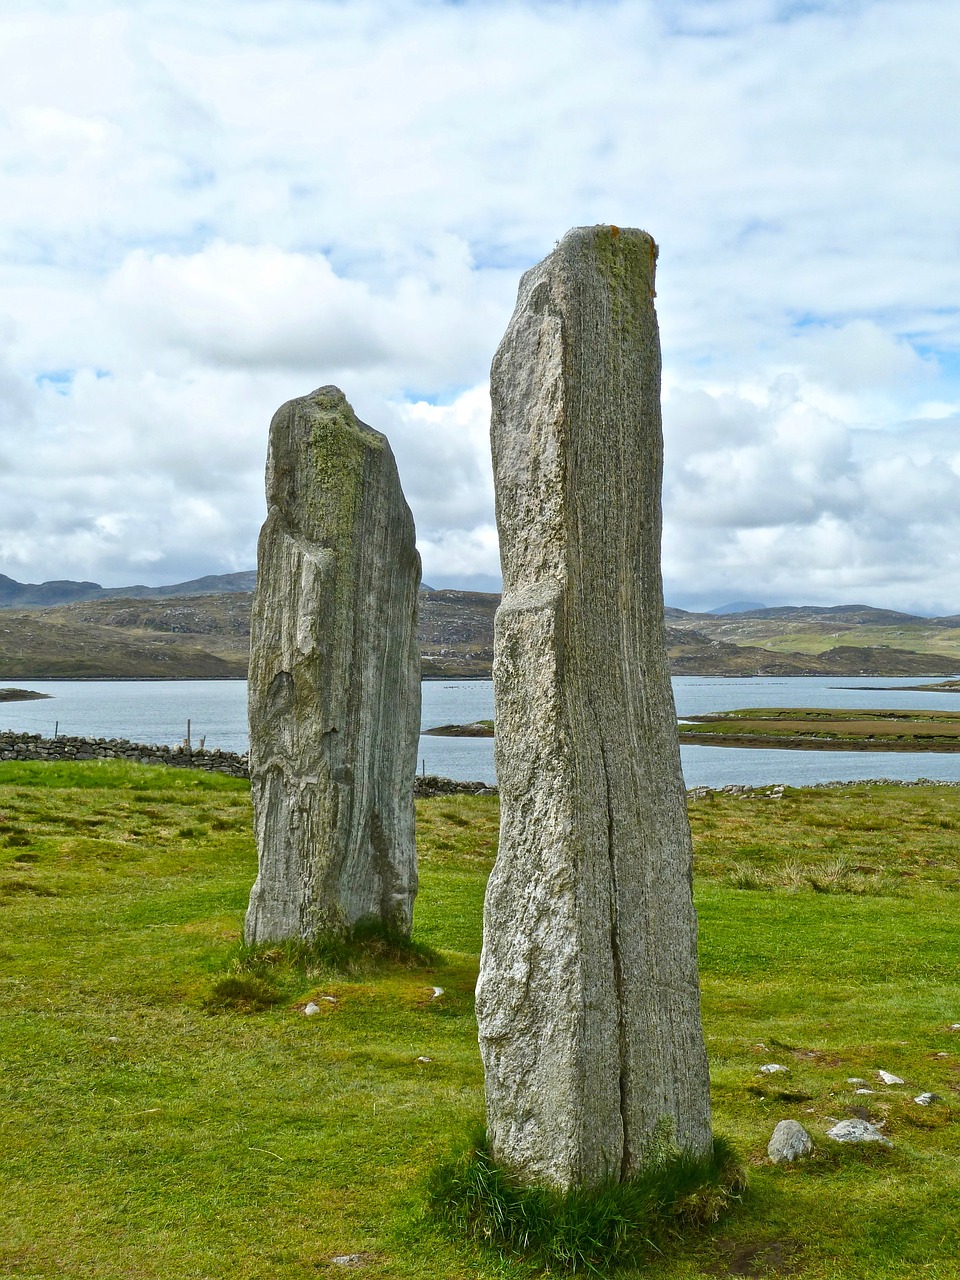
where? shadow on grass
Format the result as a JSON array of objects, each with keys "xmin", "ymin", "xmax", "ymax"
[{"xmin": 424, "ymin": 1128, "xmax": 746, "ymax": 1275}]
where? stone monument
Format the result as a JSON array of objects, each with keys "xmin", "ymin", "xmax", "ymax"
[
  {"xmin": 244, "ymin": 385, "xmax": 421, "ymax": 945},
  {"xmin": 476, "ymin": 226, "xmax": 712, "ymax": 1189}
]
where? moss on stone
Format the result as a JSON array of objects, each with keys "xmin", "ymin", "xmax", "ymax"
[
  {"xmin": 591, "ymin": 224, "xmax": 656, "ymax": 340},
  {"xmin": 304, "ymin": 393, "xmax": 382, "ymax": 548}
]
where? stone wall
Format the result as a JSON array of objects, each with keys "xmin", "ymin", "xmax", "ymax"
[{"xmin": 0, "ymin": 731, "xmax": 249, "ymax": 777}]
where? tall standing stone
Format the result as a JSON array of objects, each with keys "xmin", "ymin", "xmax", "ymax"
[
  {"xmin": 244, "ymin": 385, "xmax": 421, "ymax": 945},
  {"xmin": 476, "ymin": 226, "xmax": 712, "ymax": 1189}
]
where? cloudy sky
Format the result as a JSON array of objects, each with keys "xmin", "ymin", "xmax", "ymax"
[{"xmin": 1, "ymin": 0, "xmax": 958, "ymax": 613}]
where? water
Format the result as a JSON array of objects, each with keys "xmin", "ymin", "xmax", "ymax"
[
  {"xmin": 4, "ymin": 675, "xmax": 960, "ymax": 789},
  {"xmin": 0, "ymin": 680, "xmax": 251, "ymax": 754}
]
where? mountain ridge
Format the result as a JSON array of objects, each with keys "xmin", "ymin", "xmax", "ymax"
[
  {"xmin": 0, "ymin": 571, "xmax": 257, "ymax": 609},
  {"xmin": 1, "ymin": 583, "xmax": 960, "ymax": 679}
]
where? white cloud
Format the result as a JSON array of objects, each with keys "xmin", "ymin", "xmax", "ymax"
[{"xmin": 0, "ymin": 0, "xmax": 959, "ymax": 613}]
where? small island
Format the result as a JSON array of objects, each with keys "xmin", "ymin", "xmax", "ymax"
[
  {"xmin": 679, "ymin": 706, "xmax": 960, "ymax": 752},
  {"xmin": 0, "ymin": 687, "xmax": 51, "ymax": 702},
  {"xmin": 422, "ymin": 720, "xmax": 494, "ymax": 737}
]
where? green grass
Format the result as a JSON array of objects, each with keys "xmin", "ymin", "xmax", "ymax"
[{"xmin": 3, "ymin": 764, "xmax": 960, "ymax": 1276}]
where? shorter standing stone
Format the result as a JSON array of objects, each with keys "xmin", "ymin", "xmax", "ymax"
[
  {"xmin": 244, "ymin": 386, "xmax": 421, "ymax": 945},
  {"xmin": 767, "ymin": 1120, "xmax": 814, "ymax": 1164}
]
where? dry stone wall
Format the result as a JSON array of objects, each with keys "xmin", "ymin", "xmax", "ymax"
[{"xmin": 0, "ymin": 731, "xmax": 248, "ymax": 777}]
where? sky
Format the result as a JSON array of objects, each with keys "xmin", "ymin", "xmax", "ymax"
[{"xmin": 1, "ymin": 0, "xmax": 959, "ymax": 614}]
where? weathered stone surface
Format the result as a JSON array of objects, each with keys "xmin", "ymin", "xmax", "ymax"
[
  {"xmin": 476, "ymin": 226, "xmax": 712, "ymax": 1190},
  {"xmin": 244, "ymin": 386, "xmax": 421, "ymax": 944},
  {"xmin": 827, "ymin": 1119, "xmax": 891, "ymax": 1146},
  {"xmin": 767, "ymin": 1120, "xmax": 814, "ymax": 1163}
]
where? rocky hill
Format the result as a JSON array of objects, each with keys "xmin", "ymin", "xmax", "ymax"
[
  {"xmin": 1, "ymin": 582, "xmax": 959, "ymax": 679},
  {"xmin": 0, "ymin": 571, "xmax": 256, "ymax": 609}
]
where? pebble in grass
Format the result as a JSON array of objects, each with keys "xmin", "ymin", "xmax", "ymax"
[
  {"xmin": 877, "ymin": 1070, "xmax": 905, "ymax": 1085},
  {"xmin": 827, "ymin": 1119, "xmax": 891, "ymax": 1146},
  {"xmin": 915, "ymin": 1093, "xmax": 941, "ymax": 1106},
  {"xmin": 759, "ymin": 1063, "xmax": 790, "ymax": 1074},
  {"xmin": 767, "ymin": 1120, "xmax": 814, "ymax": 1164}
]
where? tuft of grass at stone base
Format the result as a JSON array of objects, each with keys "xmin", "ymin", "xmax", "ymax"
[{"xmin": 426, "ymin": 1132, "xmax": 745, "ymax": 1274}]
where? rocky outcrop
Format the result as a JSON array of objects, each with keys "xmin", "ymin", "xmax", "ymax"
[
  {"xmin": 244, "ymin": 387, "xmax": 421, "ymax": 945},
  {"xmin": 476, "ymin": 226, "xmax": 712, "ymax": 1189}
]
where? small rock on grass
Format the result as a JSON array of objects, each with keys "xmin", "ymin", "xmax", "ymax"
[
  {"xmin": 827, "ymin": 1119, "xmax": 891, "ymax": 1146},
  {"xmin": 304, "ymin": 1002, "xmax": 321, "ymax": 1016},
  {"xmin": 759, "ymin": 1063, "xmax": 789, "ymax": 1074},
  {"xmin": 914, "ymin": 1092, "xmax": 940, "ymax": 1106},
  {"xmin": 768, "ymin": 1120, "xmax": 813, "ymax": 1163},
  {"xmin": 847, "ymin": 1077, "xmax": 868, "ymax": 1085},
  {"xmin": 877, "ymin": 1070, "xmax": 905, "ymax": 1085}
]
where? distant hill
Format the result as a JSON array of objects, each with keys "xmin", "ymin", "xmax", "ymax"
[
  {"xmin": 704, "ymin": 601, "xmax": 766, "ymax": 615},
  {"xmin": 0, "ymin": 571, "xmax": 257, "ymax": 609},
  {"xmin": 1, "ymin": 586, "xmax": 959, "ymax": 680},
  {"xmin": 729, "ymin": 604, "xmax": 928, "ymax": 625}
]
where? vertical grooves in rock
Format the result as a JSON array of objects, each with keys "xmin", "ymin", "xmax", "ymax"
[
  {"xmin": 245, "ymin": 386, "xmax": 420, "ymax": 944},
  {"xmin": 477, "ymin": 227, "xmax": 712, "ymax": 1191},
  {"xmin": 599, "ymin": 733, "xmax": 631, "ymax": 1180}
]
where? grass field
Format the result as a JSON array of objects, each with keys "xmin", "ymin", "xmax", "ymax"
[{"xmin": 3, "ymin": 762, "xmax": 960, "ymax": 1277}]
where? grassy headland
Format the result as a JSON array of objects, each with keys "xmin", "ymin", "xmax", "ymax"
[
  {"xmin": 0, "ymin": 687, "xmax": 49, "ymax": 701},
  {"xmin": 681, "ymin": 707, "xmax": 960, "ymax": 752},
  {"xmin": 3, "ymin": 763, "xmax": 960, "ymax": 1276}
]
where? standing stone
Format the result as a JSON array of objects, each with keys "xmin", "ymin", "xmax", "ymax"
[
  {"xmin": 244, "ymin": 386, "xmax": 421, "ymax": 944},
  {"xmin": 475, "ymin": 226, "xmax": 712, "ymax": 1190}
]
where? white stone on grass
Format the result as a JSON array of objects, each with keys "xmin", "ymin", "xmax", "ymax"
[
  {"xmin": 303, "ymin": 1002, "xmax": 321, "ymax": 1016},
  {"xmin": 759, "ymin": 1063, "xmax": 789, "ymax": 1074},
  {"xmin": 877, "ymin": 1070, "xmax": 905, "ymax": 1085},
  {"xmin": 767, "ymin": 1120, "xmax": 813, "ymax": 1163},
  {"xmin": 914, "ymin": 1093, "xmax": 940, "ymax": 1106},
  {"xmin": 827, "ymin": 1119, "xmax": 891, "ymax": 1146}
]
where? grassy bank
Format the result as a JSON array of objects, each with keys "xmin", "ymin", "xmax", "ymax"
[
  {"xmin": 681, "ymin": 706, "xmax": 960, "ymax": 752},
  {"xmin": 3, "ymin": 763, "xmax": 960, "ymax": 1277}
]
